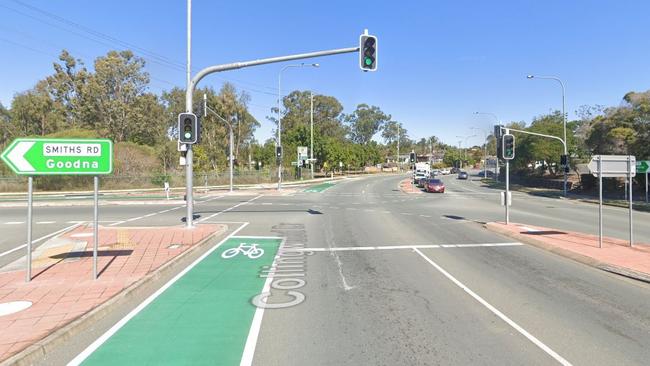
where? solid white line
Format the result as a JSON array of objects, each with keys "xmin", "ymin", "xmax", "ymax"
[
  {"xmin": 0, "ymin": 223, "xmax": 80, "ymax": 258},
  {"xmin": 109, "ymin": 206, "xmax": 183, "ymax": 227},
  {"xmin": 287, "ymin": 243, "xmax": 523, "ymax": 252},
  {"xmin": 198, "ymin": 195, "xmax": 262, "ymax": 223},
  {"xmin": 68, "ymin": 222, "xmax": 251, "ymax": 366},
  {"xmin": 230, "ymin": 235, "xmax": 284, "ymax": 240},
  {"xmin": 412, "ymin": 248, "xmax": 572, "ymax": 366},
  {"xmin": 239, "ymin": 237, "xmax": 286, "ymax": 366}
]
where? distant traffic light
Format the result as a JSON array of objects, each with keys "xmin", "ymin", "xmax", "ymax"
[
  {"xmin": 409, "ymin": 151, "xmax": 416, "ymax": 163},
  {"xmin": 276, "ymin": 146, "xmax": 283, "ymax": 161},
  {"xmin": 178, "ymin": 113, "xmax": 198, "ymax": 144},
  {"xmin": 359, "ymin": 34, "xmax": 378, "ymax": 71},
  {"xmin": 560, "ymin": 154, "xmax": 568, "ymax": 166},
  {"xmin": 502, "ymin": 134, "xmax": 515, "ymax": 160},
  {"xmin": 494, "ymin": 125, "xmax": 503, "ymax": 158}
]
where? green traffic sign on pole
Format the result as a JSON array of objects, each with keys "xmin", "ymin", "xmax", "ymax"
[
  {"xmin": 1, "ymin": 138, "xmax": 113, "ymax": 175},
  {"xmin": 636, "ymin": 160, "xmax": 649, "ymax": 174}
]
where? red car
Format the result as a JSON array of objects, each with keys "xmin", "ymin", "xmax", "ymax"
[{"xmin": 425, "ymin": 178, "xmax": 445, "ymax": 193}]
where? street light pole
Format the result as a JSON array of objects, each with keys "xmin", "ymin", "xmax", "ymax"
[
  {"xmin": 277, "ymin": 63, "xmax": 319, "ymax": 190},
  {"xmin": 527, "ymin": 75, "xmax": 568, "ymax": 197},
  {"xmin": 474, "ymin": 112, "xmax": 500, "ymax": 182},
  {"xmin": 397, "ymin": 123, "xmax": 400, "ymax": 172},
  {"xmin": 310, "ymin": 91, "xmax": 314, "ymax": 179}
]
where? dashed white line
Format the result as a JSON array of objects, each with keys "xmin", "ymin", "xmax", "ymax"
[
  {"xmin": 4, "ymin": 222, "xmax": 23, "ymax": 225},
  {"xmin": 36, "ymin": 221, "xmax": 56, "ymax": 224}
]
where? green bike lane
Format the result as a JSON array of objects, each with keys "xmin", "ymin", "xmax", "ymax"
[{"xmin": 71, "ymin": 234, "xmax": 282, "ymax": 366}]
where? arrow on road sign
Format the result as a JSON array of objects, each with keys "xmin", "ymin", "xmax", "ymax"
[
  {"xmin": 4, "ymin": 141, "xmax": 35, "ymax": 172},
  {"xmin": 636, "ymin": 160, "xmax": 649, "ymax": 174}
]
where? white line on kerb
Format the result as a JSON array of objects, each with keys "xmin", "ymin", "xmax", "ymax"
[
  {"xmin": 239, "ymin": 237, "xmax": 287, "ymax": 366},
  {"xmin": 412, "ymin": 248, "xmax": 572, "ymax": 366},
  {"xmin": 0, "ymin": 223, "xmax": 80, "ymax": 258},
  {"xmin": 287, "ymin": 243, "xmax": 523, "ymax": 252},
  {"xmin": 68, "ymin": 222, "xmax": 251, "ymax": 366}
]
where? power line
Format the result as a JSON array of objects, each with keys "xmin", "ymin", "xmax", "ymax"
[{"xmin": 4, "ymin": 1, "xmax": 279, "ymax": 96}]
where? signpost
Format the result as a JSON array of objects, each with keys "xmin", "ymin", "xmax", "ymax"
[
  {"xmin": 588, "ymin": 155, "xmax": 635, "ymax": 248},
  {"xmin": 637, "ymin": 160, "xmax": 649, "ymax": 203},
  {"xmin": 1, "ymin": 138, "xmax": 113, "ymax": 282}
]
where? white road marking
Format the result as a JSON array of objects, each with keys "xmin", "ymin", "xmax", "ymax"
[
  {"xmin": 0, "ymin": 223, "xmax": 81, "ymax": 258},
  {"xmin": 413, "ymin": 248, "xmax": 572, "ymax": 366},
  {"xmin": 69, "ymin": 222, "xmax": 251, "ymax": 365},
  {"xmin": 109, "ymin": 206, "xmax": 184, "ymax": 226},
  {"xmin": 36, "ymin": 221, "xmax": 56, "ymax": 224},
  {"xmin": 240, "ymin": 237, "xmax": 287, "ymax": 366},
  {"xmin": 198, "ymin": 195, "xmax": 262, "ymax": 222},
  {"xmin": 288, "ymin": 243, "xmax": 523, "ymax": 252},
  {"xmin": 4, "ymin": 221, "xmax": 24, "ymax": 225}
]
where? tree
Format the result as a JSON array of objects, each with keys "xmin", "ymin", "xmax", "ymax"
[
  {"xmin": 10, "ymin": 81, "xmax": 64, "ymax": 136},
  {"xmin": 345, "ymin": 104, "xmax": 391, "ymax": 144},
  {"xmin": 81, "ymin": 50, "xmax": 165, "ymax": 144}
]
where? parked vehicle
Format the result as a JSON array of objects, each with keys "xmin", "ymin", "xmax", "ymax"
[{"xmin": 425, "ymin": 178, "xmax": 445, "ymax": 193}]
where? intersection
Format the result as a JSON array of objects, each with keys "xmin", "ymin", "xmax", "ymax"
[{"xmin": 2, "ymin": 173, "xmax": 647, "ymax": 365}]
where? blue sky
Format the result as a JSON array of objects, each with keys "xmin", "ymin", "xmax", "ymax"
[{"xmin": 1, "ymin": 0, "xmax": 649, "ymax": 147}]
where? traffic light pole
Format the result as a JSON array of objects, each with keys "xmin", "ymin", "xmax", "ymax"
[
  {"xmin": 504, "ymin": 128, "xmax": 510, "ymax": 225},
  {"xmin": 506, "ymin": 127, "xmax": 568, "ymax": 195}
]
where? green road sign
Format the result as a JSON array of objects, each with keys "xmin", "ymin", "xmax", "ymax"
[
  {"xmin": 637, "ymin": 160, "xmax": 649, "ymax": 174},
  {"xmin": 0, "ymin": 138, "xmax": 113, "ymax": 175}
]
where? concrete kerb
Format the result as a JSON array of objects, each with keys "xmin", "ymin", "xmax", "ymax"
[
  {"xmin": 484, "ymin": 222, "xmax": 650, "ymax": 284},
  {"xmin": 1, "ymin": 224, "xmax": 228, "ymax": 366}
]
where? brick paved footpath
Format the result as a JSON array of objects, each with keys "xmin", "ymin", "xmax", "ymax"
[
  {"xmin": 487, "ymin": 222, "xmax": 650, "ymax": 280},
  {"xmin": 0, "ymin": 223, "xmax": 225, "ymax": 362}
]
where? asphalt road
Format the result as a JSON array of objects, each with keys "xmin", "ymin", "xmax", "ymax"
[{"xmin": 4, "ymin": 173, "xmax": 650, "ymax": 365}]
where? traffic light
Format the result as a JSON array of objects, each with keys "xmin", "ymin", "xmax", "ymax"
[
  {"xmin": 178, "ymin": 113, "xmax": 198, "ymax": 144},
  {"xmin": 359, "ymin": 34, "xmax": 378, "ymax": 71},
  {"xmin": 560, "ymin": 154, "xmax": 568, "ymax": 166},
  {"xmin": 502, "ymin": 134, "xmax": 515, "ymax": 160},
  {"xmin": 276, "ymin": 146, "xmax": 283, "ymax": 161},
  {"xmin": 494, "ymin": 125, "xmax": 503, "ymax": 158},
  {"xmin": 409, "ymin": 152, "xmax": 416, "ymax": 163}
]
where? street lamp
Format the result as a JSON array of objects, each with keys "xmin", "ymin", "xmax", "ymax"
[
  {"xmin": 455, "ymin": 134, "xmax": 476, "ymax": 169},
  {"xmin": 474, "ymin": 111, "xmax": 500, "ymax": 181},
  {"xmin": 277, "ymin": 63, "xmax": 319, "ymax": 190},
  {"xmin": 527, "ymin": 74, "xmax": 568, "ymax": 196},
  {"xmin": 470, "ymin": 126, "xmax": 489, "ymax": 180}
]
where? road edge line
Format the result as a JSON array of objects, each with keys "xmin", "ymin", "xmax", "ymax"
[
  {"xmin": 239, "ymin": 237, "xmax": 287, "ymax": 366},
  {"xmin": 412, "ymin": 248, "xmax": 572, "ymax": 366}
]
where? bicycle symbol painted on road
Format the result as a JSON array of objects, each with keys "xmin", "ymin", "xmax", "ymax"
[{"xmin": 221, "ymin": 243, "xmax": 264, "ymax": 259}]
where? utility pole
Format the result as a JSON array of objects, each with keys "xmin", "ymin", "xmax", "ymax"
[
  {"xmin": 185, "ymin": 0, "xmax": 194, "ymax": 228},
  {"xmin": 397, "ymin": 123, "xmax": 400, "ymax": 172},
  {"xmin": 310, "ymin": 91, "xmax": 314, "ymax": 179}
]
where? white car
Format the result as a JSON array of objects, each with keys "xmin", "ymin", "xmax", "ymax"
[{"xmin": 440, "ymin": 168, "xmax": 450, "ymax": 175}]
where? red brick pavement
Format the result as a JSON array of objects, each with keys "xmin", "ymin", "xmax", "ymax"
[
  {"xmin": 487, "ymin": 222, "xmax": 650, "ymax": 278},
  {"xmin": 0, "ymin": 224, "xmax": 225, "ymax": 362}
]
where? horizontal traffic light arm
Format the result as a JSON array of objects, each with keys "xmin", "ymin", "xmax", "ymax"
[
  {"xmin": 502, "ymin": 127, "xmax": 567, "ymax": 155},
  {"xmin": 186, "ymin": 46, "xmax": 361, "ymax": 110}
]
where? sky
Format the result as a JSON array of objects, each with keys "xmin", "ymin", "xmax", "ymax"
[{"xmin": 1, "ymin": 0, "xmax": 649, "ymax": 148}]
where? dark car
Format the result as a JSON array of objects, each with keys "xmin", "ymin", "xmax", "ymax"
[
  {"xmin": 477, "ymin": 170, "xmax": 494, "ymax": 177},
  {"xmin": 457, "ymin": 171, "xmax": 468, "ymax": 180},
  {"xmin": 425, "ymin": 178, "xmax": 445, "ymax": 193},
  {"xmin": 450, "ymin": 167, "xmax": 460, "ymax": 174}
]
